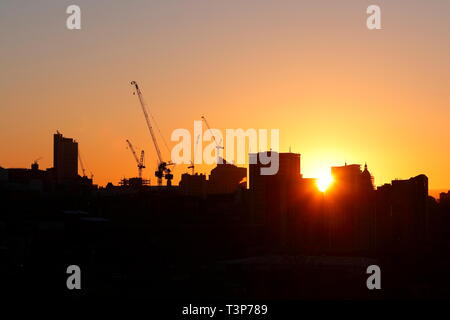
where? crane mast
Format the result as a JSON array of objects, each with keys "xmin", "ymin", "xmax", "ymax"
[{"xmin": 139, "ymin": 150, "xmax": 145, "ymax": 171}]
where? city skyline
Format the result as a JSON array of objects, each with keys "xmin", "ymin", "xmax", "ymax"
[
  {"xmin": 2, "ymin": 1, "xmax": 450, "ymax": 304},
  {"xmin": 1, "ymin": 0, "xmax": 450, "ymax": 193},
  {"xmin": 2, "ymin": 129, "xmax": 446, "ymax": 197}
]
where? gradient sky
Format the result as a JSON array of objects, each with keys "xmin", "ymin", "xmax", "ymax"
[{"xmin": 1, "ymin": 0, "xmax": 450, "ymax": 193}]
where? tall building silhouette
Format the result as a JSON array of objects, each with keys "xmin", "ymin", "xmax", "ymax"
[
  {"xmin": 327, "ymin": 163, "xmax": 375, "ymax": 254},
  {"xmin": 249, "ymin": 151, "xmax": 302, "ymax": 250},
  {"xmin": 392, "ymin": 175, "xmax": 428, "ymax": 251},
  {"xmin": 375, "ymin": 174, "xmax": 429, "ymax": 253},
  {"xmin": 53, "ymin": 131, "xmax": 78, "ymax": 183}
]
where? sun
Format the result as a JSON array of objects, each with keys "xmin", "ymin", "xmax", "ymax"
[{"xmin": 316, "ymin": 172, "xmax": 333, "ymax": 193}]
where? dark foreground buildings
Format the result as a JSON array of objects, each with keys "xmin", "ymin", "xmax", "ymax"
[
  {"xmin": 248, "ymin": 152, "xmax": 437, "ymax": 256},
  {"xmin": 179, "ymin": 157, "xmax": 246, "ymax": 196},
  {"xmin": 1, "ymin": 142, "xmax": 450, "ymax": 299},
  {"xmin": 0, "ymin": 131, "xmax": 93, "ymax": 194},
  {"xmin": 376, "ymin": 175, "xmax": 429, "ymax": 254}
]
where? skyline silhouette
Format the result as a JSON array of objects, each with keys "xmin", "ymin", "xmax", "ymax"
[
  {"xmin": 2, "ymin": 130, "xmax": 450, "ymax": 300},
  {"xmin": 2, "ymin": 0, "xmax": 450, "ymax": 304},
  {"xmin": 2, "ymin": 0, "xmax": 450, "ymax": 191},
  {"xmin": 2, "ymin": 130, "xmax": 449, "ymax": 200}
]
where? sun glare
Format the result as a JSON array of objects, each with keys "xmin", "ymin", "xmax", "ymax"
[{"xmin": 316, "ymin": 172, "xmax": 333, "ymax": 193}]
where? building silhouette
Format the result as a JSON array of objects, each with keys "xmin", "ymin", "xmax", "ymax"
[
  {"xmin": 179, "ymin": 172, "xmax": 207, "ymax": 197},
  {"xmin": 53, "ymin": 131, "xmax": 78, "ymax": 183},
  {"xmin": 326, "ymin": 163, "xmax": 375, "ymax": 254},
  {"xmin": 119, "ymin": 177, "xmax": 150, "ymax": 188},
  {"xmin": 207, "ymin": 157, "xmax": 246, "ymax": 194},
  {"xmin": 440, "ymin": 191, "xmax": 450, "ymax": 205},
  {"xmin": 3, "ymin": 133, "xmax": 450, "ymax": 299},
  {"xmin": 0, "ymin": 132, "xmax": 93, "ymax": 194},
  {"xmin": 331, "ymin": 163, "xmax": 374, "ymax": 195},
  {"xmin": 249, "ymin": 151, "xmax": 303, "ymax": 250},
  {"xmin": 375, "ymin": 174, "xmax": 428, "ymax": 253},
  {"xmin": 179, "ymin": 158, "xmax": 246, "ymax": 196}
]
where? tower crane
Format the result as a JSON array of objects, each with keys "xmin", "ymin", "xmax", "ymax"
[
  {"xmin": 31, "ymin": 157, "xmax": 42, "ymax": 170},
  {"xmin": 33, "ymin": 157, "xmax": 42, "ymax": 165},
  {"xmin": 187, "ymin": 162, "xmax": 195, "ymax": 175},
  {"xmin": 187, "ymin": 134, "xmax": 201, "ymax": 175},
  {"xmin": 78, "ymin": 150, "xmax": 94, "ymax": 180},
  {"xmin": 131, "ymin": 81, "xmax": 173, "ymax": 186},
  {"xmin": 126, "ymin": 139, "xmax": 145, "ymax": 179},
  {"xmin": 78, "ymin": 153, "xmax": 87, "ymax": 177},
  {"xmin": 201, "ymin": 115, "xmax": 224, "ymax": 162}
]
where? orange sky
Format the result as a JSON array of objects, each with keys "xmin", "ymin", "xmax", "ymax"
[{"xmin": 1, "ymin": 1, "xmax": 450, "ymax": 193}]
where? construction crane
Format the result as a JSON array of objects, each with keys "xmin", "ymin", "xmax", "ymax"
[
  {"xmin": 78, "ymin": 152, "xmax": 87, "ymax": 177},
  {"xmin": 126, "ymin": 139, "xmax": 145, "ymax": 179},
  {"xmin": 201, "ymin": 115, "xmax": 224, "ymax": 162},
  {"xmin": 31, "ymin": 157, "xmax": 42, "ymax": 170},
  {"xmin": 78, "ymin": 150, "xmax": 94, "ymax": 180},
  {"xmin": 131, "ymin": 81, "xmax": 173, "ymax": 186},
  {"xmin": 187, "ymin": 134, "xmax": 201, "ymax": 175},
  {"xmin": 33, "ymin": 157, "xmax": 42, "ymax": 165},
  {"xmin": 187, "ymin": 162, "xmax": 195, "ymax": 175}
]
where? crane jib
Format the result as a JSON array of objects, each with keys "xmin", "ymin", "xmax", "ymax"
[{"xmin": 131, "ymin": 81, "xmax": 174, "ymax": 186}]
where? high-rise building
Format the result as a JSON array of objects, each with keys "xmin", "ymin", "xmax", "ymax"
[
  {"xmin": 327, "ymin": 163, "xmax": 375, "ymax": 254},
  {"xmin": 53, "ymin": 131, "xmax": 78, "ymax": 183},
  {"xmin": 249, "ymin": 152, "xmax": 301, "ymax": 191},
  {"xmin": 249, "ymin": 151, "xmax": 302, "ymax": 249},
  {"xmin": 391, "ymin": 174, "xmax": 428, "ymax": 250},
  {"xmin": 375, "ymin": 174, "xmax": 429, "ymax": 253}
]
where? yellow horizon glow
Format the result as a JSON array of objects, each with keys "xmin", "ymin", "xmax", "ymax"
[{"xmin": 1, "ymin": 1, "xmax": 450, "ymax": 191}]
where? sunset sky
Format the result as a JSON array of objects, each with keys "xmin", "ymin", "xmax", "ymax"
[{"xmin": 1, "ymin": 0, "xmax": 450, "ymax": 194}]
